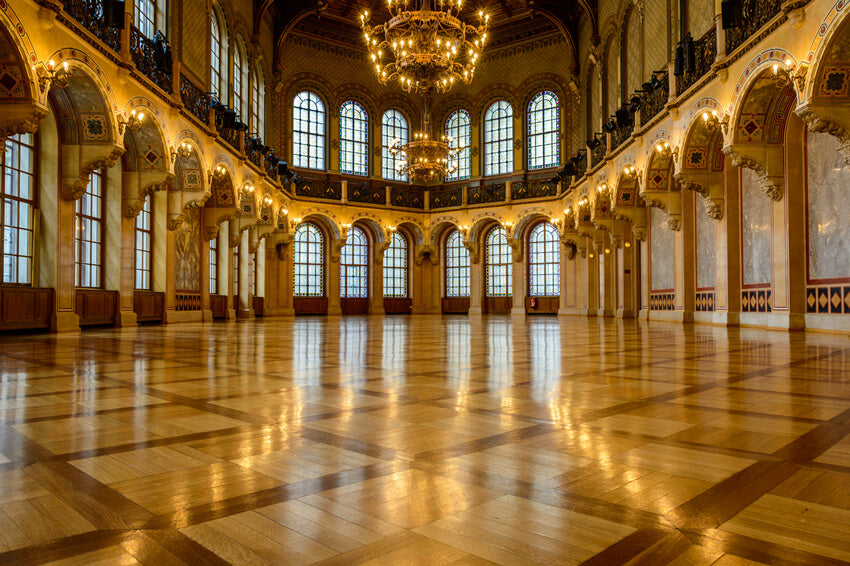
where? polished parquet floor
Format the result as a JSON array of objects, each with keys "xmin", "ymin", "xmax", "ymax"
[{"xmin": 0, "ymin": 315, "xmax": 849, "ymax": 565}]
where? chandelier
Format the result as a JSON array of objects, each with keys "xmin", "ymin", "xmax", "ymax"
[
  {"xmin": 389, "ymin": 130, "xmax": 465, "ymax": 181},
  {"xmin": 360, "ymin": 0, "xmax": 490, "ymax": 94}
]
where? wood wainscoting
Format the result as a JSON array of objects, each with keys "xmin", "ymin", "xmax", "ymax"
[
  {"xmin": 384, "ymin": 298, "xmax": 412, "ymax": 314},
  {"xmin": 253, "ymin": 296, "xmax": 264, "ymax": 317},
  {"xmin": 341, "ymin": 297, "xmax": 369, "ymax": 315},
  {"xmin": 0, "ymin": 286, "xmax": 54, "ymax": 331},
  {"xmin": 75, "ymin": 289, "xmax": 118, "ymax": 327},
  {"xmin": 441, "ymin": 297, "xmax": 470, "ymax": 314},
  {"xmin": 484, "ymin": 297, "xmax": 512, "ymax": 314},
  {"xmin": 210, "ymin": 295, "xmax": 228, "ymax": 319},
  {"xmin": 294, "ymin": 297, "xmax": 328, "ymax": 315},
  {"xmin": 133, "ymin": 291, "xmax": 164, "ymax": 323},
  {"xmin": 526, "ymin": 296, "xmax": 559, "ymax": 314}
]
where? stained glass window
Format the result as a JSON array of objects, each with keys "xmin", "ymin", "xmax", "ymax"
[
  {"xmin": 528, "ymin": 91, "xmax": 560, "ymax": 170},
  {"xmin": 134, "ymin": 0, "xmax": 156, "ymax": 38},
  {"xmin": 528, "ymin": 222, "xmax": 560, "ymax": 296},
  {"xmin": 210, "ymin": 10, "xmax": 223, "ymax": 97},
  {"xmin": 75, "ymin": 170, "xmax": 104, "ymax": 288},
  {"xmin": 340, "ymin": 225, "xmax": 368, "ymax": 298},
  {"xmin": 293, "ymin": 223, "xmax": 324, "ymax": 296},
  {"xmin": 445, "ymin": 229, "xmax": 470, "ymax": 297},
  {"xmin": 382, "ymin": 109, "xmax": 408, "ymax": 182},
  {"xmin": 446, "ymin": 110, "xmax": 471, "ymax": 181},
  {"xmin": 293, "ymin": 91, "xmax": 325, "ymax": 170},
  {"xmin": 2, "ymin": 133, "xmax": 35, "ymax": 284},
  {"xmin": 340, "ymin": 101, "xmax": 369, "ymax": 177},
  {"xmin": 383, "ymin": 232, "xmax": 408, "ymax": 297},
  {"xmin": 485, "ymin": 226, "xmax": 512, "ymax": 297},
  {"xmin": 484, "ymin": 100, "xmax": 513, "ymax": 177},
  {"xmin": 251, "ymin": 67, "xmax": 265, "ymax": 139},
  {"xmin": 233, "ymin": 40, "xmax": 248, "ymax": 122},
  {"xmin": 134, "ymin": 194, "xmax": 152, "ymax": 290}
]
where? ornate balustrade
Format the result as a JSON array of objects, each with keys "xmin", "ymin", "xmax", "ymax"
[
  {"xmin": 244, "ymin": 136, "xmax": 265, "ymax": 168},
  {"xmin": 430, "ymin": 187, "xmax": 464, "ymax": 209},
  {"xmin": 348, "ymin": 182, "xmax": 386, "ymax": 205},
  {"xmin": 725, "ymin": 0, "xmax": 782, "ymax": 55},
  {"xmin": 390, "ymin": 186, "xmax": 425, "ymax": 209},
  {"xmin": 574, "ymin": 150, "xmax": 588, "ymax": 179},
  {"xmin": 179, "ymin": 74, "xmax": 211, "ymax": 125},
  {"xmin": 512, "ymin": 179, "xmax": 558, "ymax": 200},
  {"xmin": 676, "ymin": 27, "xmax": 717, "ymax": 97},
  {"xmin": 642, "ymin": 73, "xmax": 669, "ymax": 124},
  {"xmin": 468, "ymin": 183, "xmax": 505, "ymax": 205},
  {"xmin": 63, "ymin": 0, "xmax": 121, "ymax": 53},
  {"xmin": 611, "ymin": 121, "xmax": 634, "ymax": 152},
  {"xmin": 130, "ymin": 27, "xmax": 173, "ymax": 94},
  {"xmin": 295, "ymin": 178, "xmax": 342, "ymax": 200},
  {"xmin": 590, "ymin": 138, "xmax": 606, "ymax": 169}
]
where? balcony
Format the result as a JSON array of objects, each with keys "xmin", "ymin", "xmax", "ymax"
[{"xmin": 130, "ymin": 27, "xmax": 173, "ymax": 94}]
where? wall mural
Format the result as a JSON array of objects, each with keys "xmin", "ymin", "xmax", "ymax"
[
  {"xmin": 807, "ymin": 131, "xmax": 850, "ymax": 281},
  {"xmin": 696, "ymin": 204, "xmax": 716, "ymax": 289},
  {"xmin": 176, "ymin": 207, "xmax": 200, "ymax": 291},
  {"xmin": 650, "ymin": 206, "xmax": 674, "ymax": 291},
  {"xmin": 741, "ymin": 168, "xmax": 771, "ymax": 286}
]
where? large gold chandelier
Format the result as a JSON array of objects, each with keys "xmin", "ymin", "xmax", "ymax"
[
  {"xmin": 389, "ymin": 130, "xmax": 464, "ymax": 181},
  {"xmin": 360, "ymin": 0, "xmax": 490, "ymax": 94}
]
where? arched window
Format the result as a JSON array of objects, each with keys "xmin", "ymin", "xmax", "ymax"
[
  {"xmin": 293, "ymin": 223, "xmax": 324, "ymax": 296},
  {"xmin": 233, "ymin": 39, "xmax": 248, "ymax": 122},
  {"xmin": 445, "ymin": 229, "xmax": 470, "ymax": 297},
  {"xmin": 1, "ymin": 133, "xmax": 35, "ymax": 285},
  {"xmin": 527, "ymin": 92, "xmax": 560, "ymax": 170},
  {"xmin": 383, "ymin": 232, "xmax": 408, "ymax": 297},
  {"xmin": 528, "ymin": 222, "xmax": 560, "ymax": 297},
  {"xmin": 446, "ymin": 110, "xmax": 471, "ymax": 181},
  {"xmin": 209, "ymin": 7, "xmax": 227, "ymax": 98},
  {"xmin": 232, "ymin": 244, "xmax": 239, "ymax": 298},
  {"xmin": 382, "ymin": 109, "xmax": 408, "ymax": 181},
  {"xmin": 485, "ymin": 227, "xmax": 511, "ymax": 297},
  {"xmin": 484, "ymin": 100, "xmax": 513, "ymax": 176},
  {"xmin": 292, "ymin": 91, "xmax": 326, "ymax": 170},
  {"xmin": 134, "ymin": 0, "xmax": 156, "ymax": 38},
  {"xmin": 251, "ymin": 67, "xmax": 265, "ymax": 139},
  {"xmin": 76, "ymin": 170, "xmax": 104, "ymax": 288},
  {"xmin": 340, "ymin": 101, "xmax": 369, "ymax": 177},
  {"xmin": 340, "ymin": 226, "xmax": 368, "ymax": 298},
  {"xmin": 209, "ymin": 235, "xmax": 218, "ymax": 294},
  {"xmin": 134, "ymin": 195, "xmax": 152, "ymax": 290}
]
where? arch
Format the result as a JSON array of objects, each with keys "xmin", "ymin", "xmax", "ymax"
[
  {"xmin": 434, "ymin": 93, "xmax": 475, "ymax": 129},
  {"xmin": 804, "ymin": 0, "xmax": 849, "ymax": 101},
  {"xmin": 468, "ymin": 213, "xmax": 504, "ymax": 243},
  {"xmin": 394, "ymin": 218, "xmax": 425, "ymax": 245},
  {"xmin": 298, "ymin": 212, "xmax": 341, "ymax": 240},
  {"xmin": 376, "ymin": 92, "xmax": 419, "ymax": 127},
  {"xmin": 0, "ymin": 9, "xmax": 38, "ymax": 107},
  {"xmin": 120, "ymin": 98, "xmax": 173, "ymax": 218},
  {"xmin": 429, "ymin": 219, "xmax": 462, "ymax": 247},
  {"xmin": 515, "ymin": 209, "xmax": 554, "ymax": 240},
  {"xmin": 335, "ymin": 84, "xmax": 379, "ymax": 120}
]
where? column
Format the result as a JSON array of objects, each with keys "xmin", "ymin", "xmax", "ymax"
[
  {"xmin": 237, "ymin": 229, "xmax": 254, "ymax": 318},
  {"xmin": 676, "ymin": 188, "xmax": 696, "ymax": 321},
  {"xmin": 716, "ymin": 164, "xmax": 741, "ymax": 325},
  {"xmin": 327, "ymin": 240, "xmax": 343, "ymax": 315}
]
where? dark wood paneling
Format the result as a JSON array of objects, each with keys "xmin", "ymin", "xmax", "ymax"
[
  {"xmin": 75, "ymin": 289, "xmax": 118, "ymax": 327},
  {"xmin": 0, "ymin": 287, "xmax": 54, "ymax": 330},
  {"xmin": 441, "ymin": 297, "xmax": 470, "ymax": 314},
  {"xmin": 210, "ymin": 295, "xmax": 228, "ymax": 319},
  {"xmin": 133, "ymin": 292, "xmax": 164, "ymax": 323},
  {"xmin": 384, "ymin": 298, "xmax": 412, "ymax": 314},
  {"xmin": 484, "ymin": 296, "xmax": 512, "ymax": 314},
  {"xmin": 176, "ymin": 293, "xmax": 202, "ymax": 311},
  {"xmin": 341, "ymin": 297, "xmax": 369, "ymax": 315},
  {"xmin": 294, "ymin": 297, "xmax": 328, "ymax": 315},
  {"xmin": 526, "ymin": 296, "xmax": 560, "ymax": 314},
  {"xmin": 253, "ymin": 296, "xmax": 264, "ymax": 317}
]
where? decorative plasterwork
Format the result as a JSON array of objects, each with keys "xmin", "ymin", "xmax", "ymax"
[{"xmin": 723, "ymin": 146, "xmax": 784, "ymax": 201}]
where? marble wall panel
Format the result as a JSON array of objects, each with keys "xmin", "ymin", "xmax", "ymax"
[
  {"xmin": 807, "ymin": 131, "xmax": 850, "ymax": 281},
  {"xmin": 696, "ymin": 204, "xmax": 716, "ymax": 289},
  {"xmin": 650, "ymin": 206, "xmax": 675, "ymax": 290},
  {"xmin": 741, "ymin": 168, "xmax": 771, "ymax": 286}
]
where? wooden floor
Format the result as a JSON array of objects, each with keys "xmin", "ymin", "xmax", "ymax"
[{"xmin": 0, "ymin": 316, "xmax": 849, "ymax": 565}]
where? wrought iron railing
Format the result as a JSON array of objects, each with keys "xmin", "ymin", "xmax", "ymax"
[
  {"xmin": 179, "ymin": 74, "xmax": 210, "ymax": 125},
  {"xmin": 295, "ymin": 178, "xmax": 342, "ymax": 200},
  {"xmin": 611, "ymin": 121, "xmax": 634, "ymax": 151},
  {"xmin": 642, "ymin": 74, "xmax": 669, "ymax": 124},
  {"xmin": 590, "ymin": 137, "xmax": 606, "ymax": 169},
  {"xmin": 390, "ymin": 187, "xmax": 425, "ymax": 209},
  {"xmin": 574, "ymin": 150, "xmax": 588, "ymax": 179},
  {"xmin": 468, "ymin": 183, "xmax": 505, "ymax": 205},
  {"xmin": 430, "ymin": 187, "xmax": 464, "ymax": 208},
  {"xmin": 676, "ymin": 27, "xmax": 717, "ymax": 97},
  {"xmin": 244, "ymin": 136, "xmax": 265, "ymax": 168},
  {"xmin": 63, "ymin": 0, "xmax": 121, "ymax": 53},
  {"xmin": 130, "ymin": 27, "xmax": 173, "ymax": 94},
  {"xmin": 348, "ymin": 182, "xmax": 386, "ymax": 205},
  {"xmin": 725, "ymin": 0, "xmax": 782, "ymax": 55},
  {"xmin": 511, "ymin": 179, "xmax": 558, "ymax": 200},
  {"xmin": 213, "ymin": 106, "xmax": 241, "ymax": 152}
]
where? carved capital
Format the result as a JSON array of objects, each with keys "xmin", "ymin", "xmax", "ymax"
[
  {"xmin": 204, "ymin": 226, "xmax": 220, "ymax": 241},
  {"xmin": 62, "ymin": 179, "xmax": 88, "ymax": 201},
  {"xmin": 374, "ymin": 240, "xmax": 391, "ymax": 266},
  {"xmin": 796, "ymin": 108, "xmax": 850, "ymax": 165},
  {"xmin": 508, "ymin": 237, "xmax": 523, "ymax": 263},
  {"xmin": 563, "ymin": 242, "xmax": 577, "ymax": 260},
  {"xmin": 168, "ymin": 215, "xmax": 185, "ymax": 231},
  {"xmin": 414, "ymin": 244, "xmax": 439, "ymax": 266},
  {"xmin": 462, "ymin": 240, "xmax": 480, "ymax": 264},
  {"xmin": 123, "ymin": 198, "xmax": 144, "ymax": 218},
  {"xmin": 330, "ymin": 238, "xmax": 346, "ymax": 263},
  {"xmin": 664, "ymin": 215, "xmax": 681, "ymax": 232},
  {"xmin": 632, "ymin": 227, "xmax": 647, "ymax": 241}
]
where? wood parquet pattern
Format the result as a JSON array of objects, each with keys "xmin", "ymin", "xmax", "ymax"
[{"xmin": 1, "ymin": 316, "xmax": 849, "ymax": 565}]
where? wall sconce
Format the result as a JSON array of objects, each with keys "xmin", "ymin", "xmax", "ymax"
[
  {"xmin": 578, "ymin": 197, "xmax": 589, "ymax": 207},
  {"xmin": 41, "ymin": 59, "xmax": 71, "ymax": 90},
  {"xmin": 624, "ymin": 241, "xmax": 632, "ymax": 248},
  {"xmin": 772, "ymin": 59, "xmax": 794, "ymax": 88},
  {"xmin": 242, "ymin": 182, "xmax": 255, "ymax": 194},
  {"xmin": 588, "ymin": 252, "xmax": 595, "ymax": 259},
  {"xmin": 597, "ymin": 183, "xmax": 608, "ymax": 194},
  {"xmin": 213, "ymin": 164, "xmax": 227, "ymax": 179},
  {"xmin": 119, "ymin": 109, "xmax": 145, "ymax": 132},
  {"xmin": 387, "ymin": 225, "xmax": 397, "ymax": 234},
  {"xmin": 281, "ymin": 208, "xmax": 288, "ymax": 217},
  {"xmin": 290, "ymin": 217, "xmax": 302, "ymax": 230},
  {"xmin": 623, "ymin": 165, "xmax": 638, "ymax": 179},
  {"xmin": 702, "ymin": 110, "xmax": 720, "ymax": 132},
  {"xmin": 175, "ymin": 141, "xmax": 192, "ymax": 159},
  {"xmin": 262, "ymin": 194, "xmax": 272, "ymax": 206},
  {"xmin": 655, "ymin": 141, "xmax": 672, "ymax": 157},
  {"xmin": 604, "ymin": 248, "xmax": 611, "ymax": 254}
]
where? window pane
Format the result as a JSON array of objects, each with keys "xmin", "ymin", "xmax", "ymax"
[
  {"xmin": 445, "ymin": 110, "xmax": 471, "ymax": 182},
  {"xmin": 484, "ymin": 101, "xmax": 513, "ymax": 177},
  {"xmin": 292, "ymin": 91, "xmax": 326, "ymax": 170},
  {"xmin": 293, "ymin": 223, "xmax": 324, "ymax": 296},
  {"xmin": 340, "ymin": 101, "xmax": 369, "ymax": 176},
  {"xmin": 383, "ymin": 232, "xmax": 408, "ymax": 297},
  {"xmin": 528, "ymin": 222, "xmax": 560, "ymax": 297},
  {"xmin": 382, "ymin": 109, "xmax": 408, "ymax": 182},
  {"xmin": 444, "ymin": 229, "xmax": 470, "ymax": 297},
  {"xmin": 528, "ymin": 91, "xmax": 560, "ymax": 170},
  {"xmin": 485, "ymin": 227, "xmax": 512, "ymax": 297}
]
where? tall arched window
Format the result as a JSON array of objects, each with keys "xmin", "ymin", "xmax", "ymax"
[
  {"xmin": 233, "ymin": 39, "xmax": 248, "ymax": 121},
  {"xmin": 134, "ymin": 0, "xmax": 156, "ymax": 38},
  {"xmin": 232, "ymin": 244, "xmax": 239, "ymax": 298},
  {"xmin": 485, "ymin": 227, "xmax": 512, "ymax": 297},
  {"xmin": 251, "ymin": 67, "xmax": 265, "ymax": 139},
  {"xmin": 484, "ymin": 100, "xmax": 513, "ymax": 176},
  {"xmin": 76, "ymin": 170, "xmax": 104, "ymax": 288},
  {"xmin": 383, "ymin": 232, "xmax": 408, "ymax": 297},
  {"xmin": 1, "ymin": 133, "xmax": 35, "ymax": 285},
  {"xmin": 209, "ymin": 7, "xmax": 227, "ymax": 98},
  {"xmin": 528, "ymin": 92, "xmax": 560, "ymax": 170},
  {"xmin": 445, "ymin": 229, "xmax": 470, "ymax": 297},
  {"xmin": 382, "ymin": 109, "xmax": 408, "ymax": 182},
  {"xmin": 134, "ymin": 195, "xmax": 152, "ymax": 290},
  {"xmin": 293, "ymin": 223, "xmax": 324, "ymax": 296},
  {"xmin": 292, "ymin": 91, "xmax": 326, "ymax": 170},
  {"xmin": 209, "ymin": 235, "xmax": 218, "ymax": 294},
  {"xmin": 340, "ymin": 101, "xmax": 369, "ymax": 177},
  {"xmin": 341, "ymin": 226, "xmax": 368, "ymax": 298},
  {"xmin": 446, "ymin": 110, "xmax": 471, "ymax": 181},
  {"xmin": 528, "ymin": 222, "xmax": 560, "ymax": 296}
]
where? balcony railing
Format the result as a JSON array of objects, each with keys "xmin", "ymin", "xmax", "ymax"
[
  {"xmin": 348, "ymin": 182, "xmax": 386, "ymax": 205},
  {"xmin": 430, "ymin": 187, "xmax": 463, "ymax": 209},
  {"xmin": 179, "ymin": 74, "xmax": 210, "ymax": 125},
  {"xmin": 64, "ymin": 0, "xmax": 121, "ymax": 53},
  {"xmin": 590, "ymin": 137, "xmax": 606, "ymax": 169},
  {"xmin": 725, "ymin": 0, "xmax": 782, "ymax": 55},
  {"xmin": 295, "ymin": 178, "xmax": 342, "ymax": 200},
  {"xmin": 468, "ymin": 183, "xmax": 505, "ymax": 205},
  {"xmin": 244, "ymin": 136, "xmax": 265, "ymax": 169},
  {"xmin": 642, "ymin": 73, "xmax": 669, "ymax": 124},
  {"xmin": 512, "ymin": 179, "xmax": 558, "ymax": 200},
  {"xmin": 390, "ymin": 186, "xmax": 425, "ymax": 209},
  {"xmin": 130, "ymin": 27, "xmax": 173, "ymax": 94},
  {"xmin": 676, "ymin": 28, "xmax": 717, "ymax": 97},
  {"xmin": 611, "ymin": 121, "xmax": 634, "ymax": 152}
]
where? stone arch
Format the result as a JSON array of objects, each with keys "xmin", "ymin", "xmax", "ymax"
[
  {"xmin": 394, "ymin": 218, "xmax": 425, "ymax": 246},
  {"xmin": 428, "ymin": 218, "xmax": 462, "ymax": 247},
  {"xmin": 641, "ymin": 140, "xmax": 680, "ymax": 230},
  {"xmin": 434, "ymin": 94, "xmax": 476, "ymax": 130},
  {"xmin": 0, "ymin": 8, "xmax": 45, "ymax": 138},
  {"xmin": 677, "ymin": 99, "xmax": 727, "ymax": 219},
  {"xmin": 121, "ymin": 97, "xmax": 173, "ymax": 218}
]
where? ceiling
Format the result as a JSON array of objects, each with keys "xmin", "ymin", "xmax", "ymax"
[{"xmin": 256, "ymin": 0, "xmax": 598, "ymax": 72}]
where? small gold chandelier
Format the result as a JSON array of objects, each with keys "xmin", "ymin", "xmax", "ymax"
[
  {"xmin": 360, "ymin": 0, "xmax": 490, "ymax": 94},
  {"xmin": 390, "ymin": 131, "xmax": 465, "ymax": 181}
]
